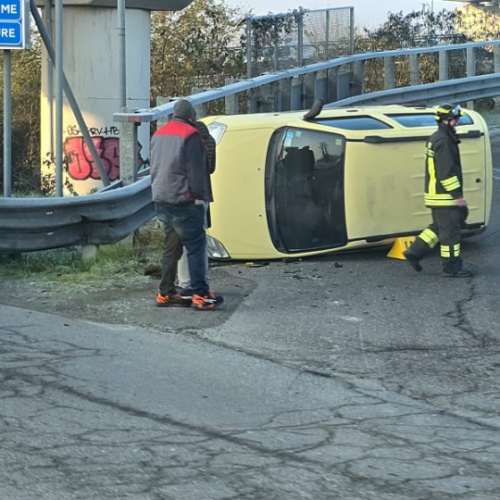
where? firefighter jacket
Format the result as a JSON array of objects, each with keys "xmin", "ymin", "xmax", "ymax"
[{"xmin": 424, "ymin": 122, "xmax": 463, "ymax": 207}]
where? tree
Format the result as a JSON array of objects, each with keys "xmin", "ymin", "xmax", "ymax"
[
  {"xmin": 0, "ymin": 29, "xmax": 42, "ymax": 194},
  {"xmin": 150, "ymin": 0, "xmax": 248, "ymax": 106},
  {"xmin": 355, "ymin": 6, "xmax": 469, "ymax": 92}
]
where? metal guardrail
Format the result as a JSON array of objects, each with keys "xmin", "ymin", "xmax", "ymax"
[
  {"xmin": 0, "ymin": 176, "xmax": 154, "ymax": 252},
  {"xmin": 331, "ymin": 72, "xmax": 500, "ymax": 107},
  {"xmin": 2, "ymin": 41, "xmax": 500, "ymax": 254},
  {"xmin": 114, "ymin": 40, "xmax": 500, "ymax": 123}
]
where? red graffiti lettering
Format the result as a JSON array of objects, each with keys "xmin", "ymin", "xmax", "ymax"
[{"xmin": 64, "ymin": 136, "xmax": 142, "ymax": 182}]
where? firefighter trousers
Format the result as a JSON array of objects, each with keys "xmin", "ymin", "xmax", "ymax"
[{"xmin": 407, "ymin": 206, "xmax": 463, "ymax": 274}]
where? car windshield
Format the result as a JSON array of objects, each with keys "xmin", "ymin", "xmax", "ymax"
[{"xmin": 266, "ymin": 127, "xmax": 348, "ymax": 252}]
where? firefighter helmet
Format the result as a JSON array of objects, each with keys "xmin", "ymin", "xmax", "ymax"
[{"xmin": 435, "ymin": 103, "xmax": 464, "ymax": 122}]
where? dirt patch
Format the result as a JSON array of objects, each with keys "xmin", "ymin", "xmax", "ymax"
[{"xmin": 0, "ymin": 262, "xmax": 256, "ymax": 332}]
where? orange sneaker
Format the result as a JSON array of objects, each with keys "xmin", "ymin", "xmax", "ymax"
[
  {"xmin": 156, "ymin": 292, "xmax": 192, "ymax": 308},
  {"xmin": 191, "ymin": 291, "xmax": 224, "ymax": 310}
]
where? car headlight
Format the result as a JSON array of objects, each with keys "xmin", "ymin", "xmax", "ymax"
[
  {"xmin": 207, "ymin": 122, "xmax": 227, "ymax": 145},
  {"xmin": 207, "ymin": 235, "xmax": 230, "ymax": 259}
]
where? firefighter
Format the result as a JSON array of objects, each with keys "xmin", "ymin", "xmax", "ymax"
[{"xmin": 403, "ymin": 103, "xmax": 473, "ymax": 278}]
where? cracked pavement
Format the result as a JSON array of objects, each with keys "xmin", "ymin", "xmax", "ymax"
[{"xmin": 0, "ymin": 135, "xmax": 500, "ymax": 499}]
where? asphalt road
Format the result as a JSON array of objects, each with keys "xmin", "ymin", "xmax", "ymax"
[{"xmin": 1, "ymin": 134, "xmax": 500, "ymax": 500}]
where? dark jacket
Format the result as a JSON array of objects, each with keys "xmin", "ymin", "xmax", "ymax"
[
  {"xmin": 150, "ymin": 117, "xmax": 212, "ymax": 205},
  {"xmin": 424, "ymin": 122, "xmax": 463, "ymax": 208}
]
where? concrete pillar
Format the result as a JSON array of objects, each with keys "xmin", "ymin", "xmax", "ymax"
[
  {"xmin": 40, "ymin": 6, "xmax": 151, "ymax": 195},
  {"xmin": 384, "ymin": 56, "xmax": 396, "ymax": 90}
]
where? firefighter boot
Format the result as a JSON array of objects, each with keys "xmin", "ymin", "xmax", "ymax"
[
  {"xmin": 442, "ymin": 257, "xmax": 473, "ymax": 278},
  {"xmin": 403, "ymin": 237, "xmax": 431, "ymax": 273}
]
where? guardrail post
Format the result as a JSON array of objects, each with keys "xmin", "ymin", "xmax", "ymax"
[
  {"xmin": 467, "ymin": 47, "xmax": 476, "ymax": 109},
  {"xmin": 156, "ymin": 96, "xmax": 171, "ymax": 127},
  {"xmin": 224, "ymin": 78, "xmax": 239, "ymax": 114},
  {"xmin": 248, "ymin": 89, "xmax": 260, "ymax": 113},
  {"xmin": 409, "ymin": 53, "xmax": 420, "ymax": 86},
  {"xmin": 120, "ymin": 117, "xmax": 138, "ymax": 187},
  {"xmin": 352, "ymin": 60, "xmax": 365, "ymax": 96},
  {"xmin": 274, "ymin": 83, "xmax": 282, "ymax": 112},
  {"xmin": 384, "ymin": 56, "xmax": 396, "ymax": 90},
  {"xmin": 327, "ymin": 67, "xmax": 339, "ymax": 102},
  {"xmin": 315, "ymin": 71, "xmax": 328, "ymax": 101},
  {"xmin": 260, "ymin": 84, "xmax": 274, "ymax": 112},
  {"xmin": 495, "ymin": 45, "xmax": 500, "ymax": 73},
  {"xmin": 279, "ymin": 78, "xmax": 292, "ymax": 111},
  {"xmin": 191, "ymin": 87, "xmax": 207, "ymax": 118},
  {"xmin": 439, "ymin": 50, "xmax": 449, "ymax": 81},
  {"xmin": 304, "ymin": 73, "xmax": 317, "ymax": 109},
  {"xmin": 291, "ymin": 77, "xmax": 302, "ymax": 110}
]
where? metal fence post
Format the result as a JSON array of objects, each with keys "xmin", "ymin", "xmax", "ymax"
[
  {"xmin": 384, "ymin": 56, "xmax": 396, "ymax": 90},
  {"xmin": 409, "ymin": 53, "xmax": 420, "ymax": 86},
  {"xmin": 298, "ymin": 13, "xmax": 304, "ymax": 67},
  {"xmin": 325, "ymin": 10, "xmax": 330, "ymax": 60},
  {"xmin": 439, "ymin": 50, "xmax": 449, "ymax": 81},
  {"xmin": 467, "ymin": 47, "xmax": 476, "ymax": 109},
  {"xmin": 3, "ymin": 51, "xmax": 12, "ymax": 198},
  {"xmin": 246, "ymin": 18, "xmax": 252, "ymax": 79}
]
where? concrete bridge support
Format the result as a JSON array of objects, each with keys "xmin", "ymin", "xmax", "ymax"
[{"xmin": 37, "ymin": 1, "xmax": 191, "ymax": 196}]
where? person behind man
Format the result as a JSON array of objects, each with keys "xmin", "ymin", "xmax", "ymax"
[
  {"xmin": 150, "ymin": 99, "xmax": 223, "ymax": 309},
  {"xmin": 176, "ymin": 120, "xmax": 216, "ymax": 299},
  {"xmin": 403, "ymin": 103, "xmax": 472, "ymax": 278}
]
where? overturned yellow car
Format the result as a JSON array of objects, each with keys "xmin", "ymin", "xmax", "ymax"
[{"xmin": 203, "ymin": 103, "xmax": 492, "ymax": 260}]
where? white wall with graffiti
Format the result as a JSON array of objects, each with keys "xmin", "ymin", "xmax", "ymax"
[{"xmin": 40, "ymin": 6, "xmax": 151, "ymax": 195}]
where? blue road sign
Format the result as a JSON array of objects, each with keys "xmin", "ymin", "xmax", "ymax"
[{"xmin": 0, "ymin": 0, "xmax": 29, "ymax": 50}]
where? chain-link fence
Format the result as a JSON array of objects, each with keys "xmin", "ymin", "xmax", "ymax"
[{"xmin": 246, "ymin": 7, "xmax": 354, "ymax": 78}]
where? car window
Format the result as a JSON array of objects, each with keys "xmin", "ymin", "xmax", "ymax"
[
  {"xmin": 315, "ymin": 116, "xmax": 392, "ymax": 130},
  {"xmin": 386, "ymin": 113, "xmax": 474, "ymax": 127}
]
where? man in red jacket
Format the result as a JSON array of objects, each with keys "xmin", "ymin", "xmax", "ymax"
[{"xmin": 150, "ymin": 99, "xmax": 223, "ymax": 309}]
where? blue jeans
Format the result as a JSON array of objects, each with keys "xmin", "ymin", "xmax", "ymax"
[{"xmin": 155, "ymin": 202, "xmax": 209, "ymax": 296}]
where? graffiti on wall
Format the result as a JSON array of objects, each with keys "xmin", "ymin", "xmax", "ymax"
[{"xmin": 64, "ymin": 125, "xmax": 146, "ymax": 182}]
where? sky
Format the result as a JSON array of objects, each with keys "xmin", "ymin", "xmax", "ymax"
[{"xmin": 226, "ymin": 1, "xmax": 468, "ymax": 28}]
